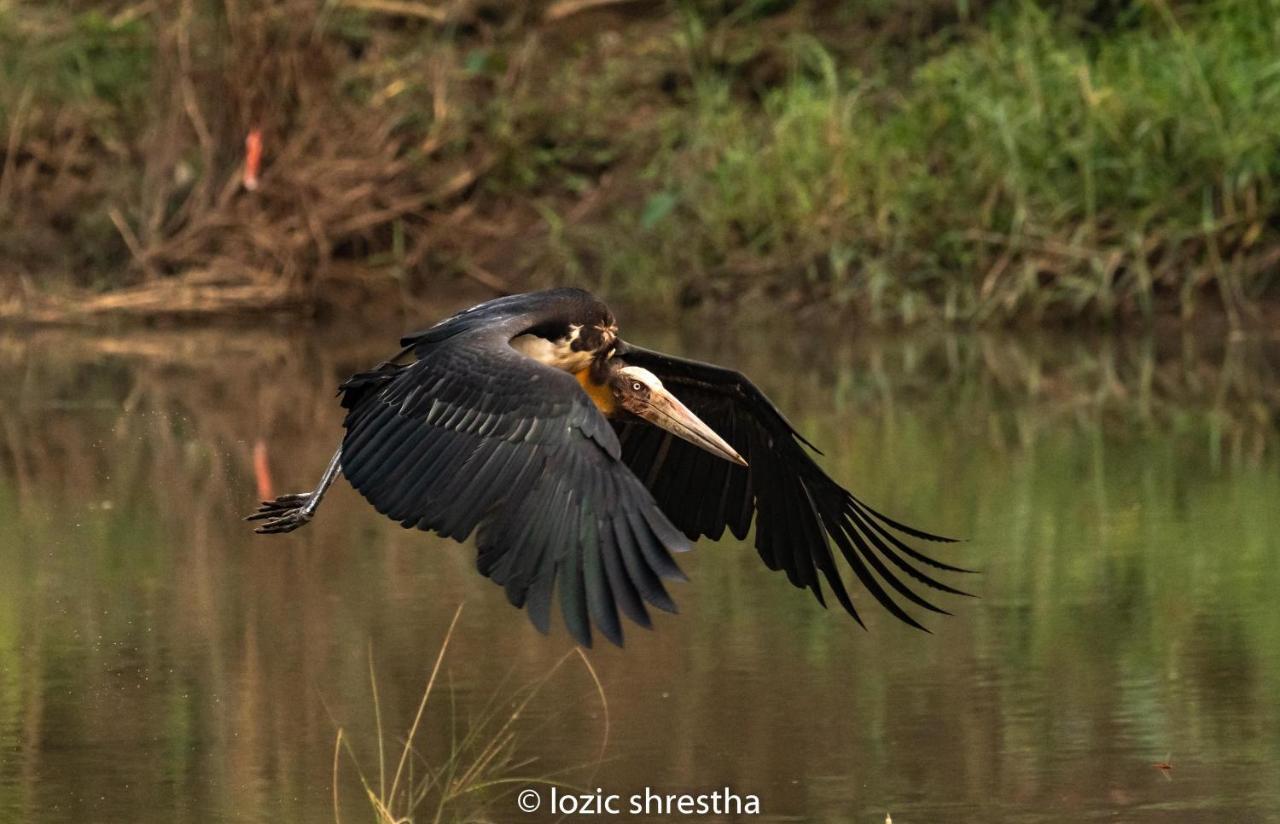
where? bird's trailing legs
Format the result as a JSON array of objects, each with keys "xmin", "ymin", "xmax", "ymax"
[{"xmin": 246, "ymin": 448, "xmax": 342, "ymax": 534}]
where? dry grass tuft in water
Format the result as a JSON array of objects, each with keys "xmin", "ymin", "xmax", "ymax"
[{"xmin": 330, "ymin": 604, "xmax": 611, "ymax": 824}]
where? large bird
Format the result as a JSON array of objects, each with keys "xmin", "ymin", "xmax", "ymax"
[{"xmin": 248, "ymin": 288, "xmax": 969, "ymax": 645}]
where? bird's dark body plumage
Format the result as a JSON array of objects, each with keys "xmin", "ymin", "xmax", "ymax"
[{"xmin": 250, "ymin": 287, "xmax": 968, "ymax": 646}]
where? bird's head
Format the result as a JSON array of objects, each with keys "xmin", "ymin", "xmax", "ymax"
[{"xmin": 609, "ymin": 365, "xmax": 747, "ymax": 467}]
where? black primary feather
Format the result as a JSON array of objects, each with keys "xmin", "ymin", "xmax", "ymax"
[{"xmin": 612, "ymin": 341, "xmax": 972, "ymax": 631}]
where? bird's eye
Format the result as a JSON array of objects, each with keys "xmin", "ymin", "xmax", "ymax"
[{"xmin": 632, "ymin": 382, "xmax": 643, "ymax": 391}]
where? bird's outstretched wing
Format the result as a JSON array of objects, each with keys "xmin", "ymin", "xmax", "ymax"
[
  {"xmin": 613, "ymin": 342, "xmax": 972, "ymax": 630},
  {"xmin": 339, "ymin": 318, "xmax": 689, "ymax": 647}
]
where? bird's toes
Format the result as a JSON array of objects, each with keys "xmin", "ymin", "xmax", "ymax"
[
  {"xmin": 252, "ymin": 509, "xmax": 312, "ymax": 534},
  {"xmin": 245, "ymin": 493, "xmax": 314, "ymax": 521}
]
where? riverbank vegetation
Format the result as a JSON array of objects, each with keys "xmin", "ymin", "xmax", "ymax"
[{"xmin": 2, "ymin": 1, "xmax": 1278, "ymax": 323}]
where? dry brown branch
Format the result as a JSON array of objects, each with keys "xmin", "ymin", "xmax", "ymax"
[
  {"xmin": 108, "ymin": 207, "xmax": 159, "ymax": 281},
  {"xmin": 460, "ymin": 262, "xmax": 511, "ymax": 292},
  {"xmin": 0, "ymin": 85, "xmax": 34, "ymax": 213},
  {"xmin": 176, "ymin": 0, "xmax": 216, "ymax": 206},
  {"xmin": 338, "ymin": 0, "xmax": 448, "ymax": 22},
  {"xmin": 0, "ymin": 270, "xmax": 305, "ymax": 324},
  {"xmin": 544, "ymin": 0, "xmax": 644, "ymax": 22}
]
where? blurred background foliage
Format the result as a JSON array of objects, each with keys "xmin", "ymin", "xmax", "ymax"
[{"xmin": 1, "ymin": 0, "xmax": 1279, "ymax": 323}]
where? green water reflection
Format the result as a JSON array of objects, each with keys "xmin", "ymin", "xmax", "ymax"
[{"xmin": 0, "ymin": 321, "xmax": 1277, "ymax": 823}]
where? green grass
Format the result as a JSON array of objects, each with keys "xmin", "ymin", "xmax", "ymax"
[
  {"xmin": 0, "ymin": 6, "xmax": 152, "ymax": 113},
  {"xmin": 597, "ymin": 0, "xmax": 1280, "ymax": 321},
  {"xmin": 0, "ymin": 5, "xmax": 154, "ymax": 272}
]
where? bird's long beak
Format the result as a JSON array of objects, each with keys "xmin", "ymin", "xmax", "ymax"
[{"xmin": 639, "ymin": 388, "xmax": 748, "ymax": 467}]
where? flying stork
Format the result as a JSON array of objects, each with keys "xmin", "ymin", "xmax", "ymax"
[{"xmin": 248, "ymin": 288, "xmax": 969, "ymax": 645}]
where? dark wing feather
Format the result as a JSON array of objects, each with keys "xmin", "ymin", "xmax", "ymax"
[
  {"xmin": 614, "ymin": 341, "xmax": 972, "ymax": 631},
  {"xmin": 339, "ymin": 311, "xmax": 689, "ymax": 647}
]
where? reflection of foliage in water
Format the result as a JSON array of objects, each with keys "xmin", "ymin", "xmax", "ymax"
[{"xmin": 0, "ymin": 324, "xmax": 1277, "ymax": 822}]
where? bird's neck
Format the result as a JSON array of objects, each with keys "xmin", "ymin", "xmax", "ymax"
[{"xmin": 575, "ymin": 367, "xmax": 618, "ymax": 417}]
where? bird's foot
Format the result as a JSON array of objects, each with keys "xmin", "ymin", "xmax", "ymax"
[{"xmin": 246, "ymin": 493, "xmax": 315, "ymax": 534}]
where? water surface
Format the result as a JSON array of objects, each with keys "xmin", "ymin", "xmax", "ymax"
[{"xmin": 0, "ymin": 318, "xmax": 1277, "ymax": 823}]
